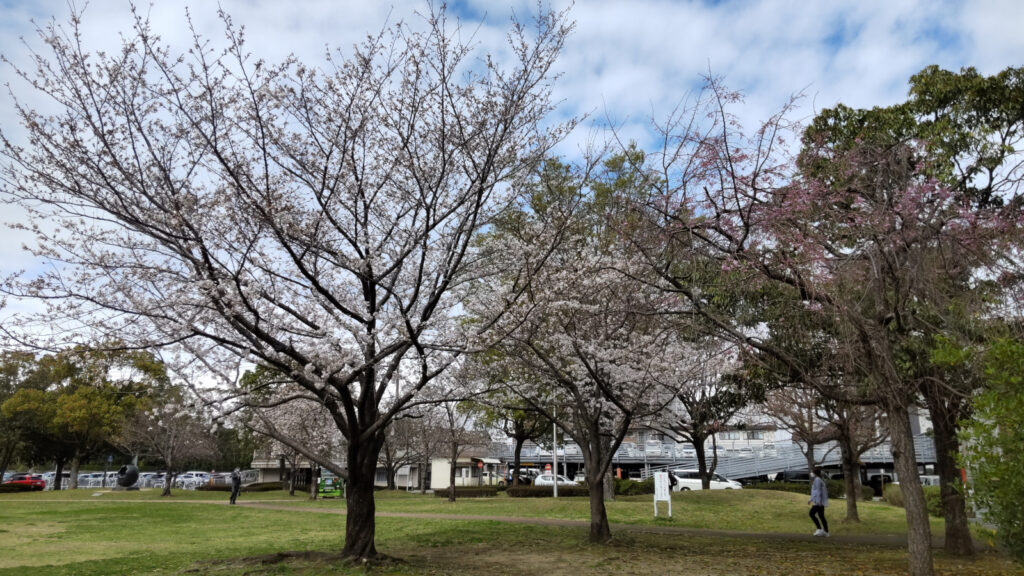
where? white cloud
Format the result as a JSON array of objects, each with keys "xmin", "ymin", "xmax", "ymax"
[{"xmin": 1, "ymin": 0, "xmax": 1021, "ymax": 333}]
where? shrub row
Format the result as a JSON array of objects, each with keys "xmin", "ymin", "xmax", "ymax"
[
  {"xmin": 883, "ymin": 484, "xmax": 943, "ymax": 517},
  {"xmin": 0, "ymin": 484, "xmax": 38, "ymax": 493},
  {"xmin": 506, "ymin": 485, "xmax": 589, "ymax": 498},
  {"xmin": 746, "ymin": 481, "xmax": 873, "ymax": 501},
  {"xmin": 614, "ymin": 477, "xmax": 655, "ymax": 495},
  {"xmin": 433, "ymin": 486, "xmax": 499, "ymax": 498}
]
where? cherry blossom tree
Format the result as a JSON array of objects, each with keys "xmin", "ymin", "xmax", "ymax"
[
  {"xmin": 0, "ymin": 4, "xmax": 572, "ymax": 560},
  {"xmin": 617, "ymin": 75, "xmax": 1022, "ymax": 576},
  {"xmin": 121, "ymin": 387, "xmax": 218, "ymax": 496},
  {"xmin": 471, "ymin": 159, "xmax": 684, "ymax": 543},
  {"xmin": 659, "ymin": 339, "xmax": 755, "ymax": 490}
]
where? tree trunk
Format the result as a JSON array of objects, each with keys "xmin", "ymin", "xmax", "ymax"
[
  {"xmin": 342, "ymin": 436, "xmax": 384, "ymax": 560},
  {"xmin": 603, "ymin": 465, "xmax": 615, "ymax": 501},
  {"xmin": 512, "ymin": 439, "xmax": 524, "ymax": 487},
  {"xmin": 386, "ymin": 466, "xmax": 397, "ymax": 490},
  {"xmin": 69, "ymin": 456, "xmax": 80, "ymax": 490},
  {"xmin": 804, "ymin": 442, "xmax": 816, "ymax": 474},
  {"xmin": 310, "ymin": 467, "xmax": 318, "ymax": 500},
  {"xmin": 888, "ymin": 401, "xmax": 935, "ymax": 576},
  {"xmin": 448, "ymin": 443, "xmax": 458, "ymax": 503},
  {"xmin": 419, "ymin": 460, "xmax": 427, "ymax": 494},
  {"xmin": 838, "ymin": 436, "xmax": 860, "ymax": 522},
  {"xmin": 925, "ymin": 391, "xmax": 974, "ymax": 556},
  {"xmin": 0, "ymin": 441, "xmax": 15, "ymax": 482},
  {"xmin": 586, "ymin": 474, "xmax": 612, "ymax": 543},
  {"xmin": 53, "ymin": 457, "xmax": 66, "ymax": 491},
  {"xmin": 694, "ymin": 437, "xmax": 711, "ymax": 490}
]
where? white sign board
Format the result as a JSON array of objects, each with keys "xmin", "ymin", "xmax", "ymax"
[{"xmin": 654, "ymin": 472, "xmax": 672, "ymax": 517}]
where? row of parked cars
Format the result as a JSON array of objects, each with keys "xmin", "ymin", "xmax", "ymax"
[{"xmin": 2, "ymin": 470, "xmax": 232, "ymax": 491}]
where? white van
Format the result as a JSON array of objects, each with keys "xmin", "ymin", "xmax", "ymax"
[{"xmin": 670, "ymin": 469, "xmax": 743, "ymax": 491}]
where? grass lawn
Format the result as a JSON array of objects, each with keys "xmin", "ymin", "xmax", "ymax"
[{"xmin": 0, "ymin": 488, "xmax": 1019, "ymax": 575}]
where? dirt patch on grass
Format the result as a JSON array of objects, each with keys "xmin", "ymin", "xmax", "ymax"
[{"xmin": 182, "ymin": 550, "xmax": 411, "ymax": 575}]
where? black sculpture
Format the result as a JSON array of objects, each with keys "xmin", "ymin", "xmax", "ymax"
[{"xmin": 117, "ymin": 465, "xmax": 139, "ymax": 488}]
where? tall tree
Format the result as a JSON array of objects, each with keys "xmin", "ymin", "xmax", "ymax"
[
  {"xmin": 0, "ymin": 5, "xmax": 571, "ymax": 560},
  {"xmin": 764, "ymin": 386, "xmax": 839, "ymax": 476},
  {"xmin": 619, "ymin": 73, "xmax": 1021, "ymax": 576},
  {"xmin": 818, "ymin": 395, "xmax": 888, "ymax": 522},
  {"xmin": 121, "ymin": 385, "xmax": 218, "ymax": 496},
  {"xmin": 473, "ymin": 158, "xmax": 683, "ymax": 543},
  {"xmin": 468, "ymin": 390, "xmax": 549, "ymax": 488},
  {"xmin": 661, "ymin": 341, "xmax": 755, "ymax": 490},
  {"xmin": 0, "ymin": 351, "xmax": 39, "ymax": 480},
  {"xmin": 960, "ymin": 337, "xmax": 1024, "ymax": 562}
]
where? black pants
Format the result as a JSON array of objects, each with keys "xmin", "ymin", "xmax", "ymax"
[
  {"xmin": 809, "ymin": 505, "xmax": 828, "ymax": 532},
  {"xmin": 230, "ymin": 485, "xmax": 240, "ymax": 504}
]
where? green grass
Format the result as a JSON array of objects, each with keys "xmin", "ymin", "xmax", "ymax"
[
  {"xmin": 290, "ymin": 488, "xmax": 939, "ymax": 535},
  {"xmin": 0, "ymin": 488, "xmax": 1019, "ymax": 575}
]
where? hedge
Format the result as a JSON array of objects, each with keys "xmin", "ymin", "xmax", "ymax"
[
  {"xmin": 506, "ymin": 485, "xmax": 589, "ymax": 498},
  {"xmin": 883, "ymin": 484, "xmax": 943, "ymax": 517},
  {"xmin": 433, "ymin": 486, "xmax": 498, "ymax": 498},
  {"xmin": 748, "ymin": 481, "xmax": 874, "ymax": 501},
  {"xmin": 0, "ymin": 483, "xmax": 38, "ymax": 493},
  {"xmin": 615, "ymin": 477, "xmax": 655, "ymax": 495}
]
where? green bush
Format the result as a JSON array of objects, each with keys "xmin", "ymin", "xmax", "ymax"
[
  {"xmin": 433, "ymin": 486, "xmax": 498, "ymax": 498},
  {"xmin": 195, "ymin": 484, "xmax": 229, "ymax": 492},
  {"xmin": 882, "ymin": 484, "xmax": 943, "ymax": 518},
  {"xmin": 614, "ymin": 477, "xmax": 654, "ymax": 496},
  {"xmin": 245, "ymin": 482, "xmax": 293, "ymax": 492},
  {"xmin": 506, "ymin": 485, "xmax": 589, "ymax": 498},
  {"xmin": 882, "ymin": 484, "xmax": 903, "ymax": 507},
  {"xmin": 748, "ymin": 482, "xmax": 809, "ymax": 495},
  {"xmin": 923, "ymin": 486, "xmax": 943, "ymax": 517}
]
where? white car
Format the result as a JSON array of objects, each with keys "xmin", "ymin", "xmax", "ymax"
[
  {"xmin": 174, "ymin": 471, "xmax": 211, "ymax": 489},
  {"xmin": 532, "ymin": 473, "xmax": 578, "ymax": 487},
  {"xmin": 670, "ymin": 469, "xmax": 743, "ymax": 491}
]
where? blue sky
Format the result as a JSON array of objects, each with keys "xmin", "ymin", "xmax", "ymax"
[{"xmin": 1, "ymin": 0, "xmax": 1022, "ymax": 316}]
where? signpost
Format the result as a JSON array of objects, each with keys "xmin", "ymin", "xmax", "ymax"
[{"xmin": 654, "ymin": 472, "xmax": 672, "ymax": 517}]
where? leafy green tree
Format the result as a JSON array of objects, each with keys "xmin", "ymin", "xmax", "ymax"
[
  {"xmin": 800, "ymin": 65, "xmax": 1024, "ymax": 557},
  {"xmin": 0, "ymin": 351, "xmax": 41, "ymax": 478},
  {"xmin": 960, "ymin": 338, "xmax": 1024, "ymax": 562}
]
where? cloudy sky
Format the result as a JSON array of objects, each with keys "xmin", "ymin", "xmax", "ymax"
[{"xmin": 1, "ymin": 0, "xmax": 1022, "ymax": 320}]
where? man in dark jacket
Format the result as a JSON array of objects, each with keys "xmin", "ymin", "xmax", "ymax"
[{"xmin": 230, "ymin": 468, "xmax": 242, "ymax": 505}]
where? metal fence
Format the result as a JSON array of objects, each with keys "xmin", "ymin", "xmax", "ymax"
[{"xmin": 489, "ymin": 435, "xmax": 937, "ymax": 480}]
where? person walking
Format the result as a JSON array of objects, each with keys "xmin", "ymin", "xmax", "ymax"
[
  {"xmin": 808, "ymin": 467, "xmax": 829, "ymax": 537},
  {"xmin": 229, "ymin": 468, "xmax": 242, "ymax": 505}
]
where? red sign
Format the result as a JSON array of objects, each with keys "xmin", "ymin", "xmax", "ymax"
[
  {"xmin": 545, "ymin": 464, "xmax": 552, "ymax": 471},
  {"xmin": 477, "ymin": 461, "xmax": 484, "ymax": 469}
]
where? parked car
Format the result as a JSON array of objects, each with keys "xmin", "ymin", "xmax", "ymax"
[
  {"xmin": 174, "ymin": 471, "xmax": 211, "ymax": 489},
  {"xmin": 480, "ymin": 471, "xmax": 504, "ymax": 486},
  {"xmin": 774, "ymin": 470, "xmax": 811, "ymax": 483},
  {"xmin": 670, "ymin": 469, "xmax": 742, "ymax": 491},
  {"xmin": 77, "ymin": 472, "xmax": 105, "ymax": 488},
  {"xmin": 3, "ymin": 473, "xmax": 46, "ymax": 490},
  {"xmin": 532, "ymin": 473, "xmax": 578, "ymax": 487},
  {"xmin": 42, "ymin": 471, "xmax": 72, "ymax": 490}
]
